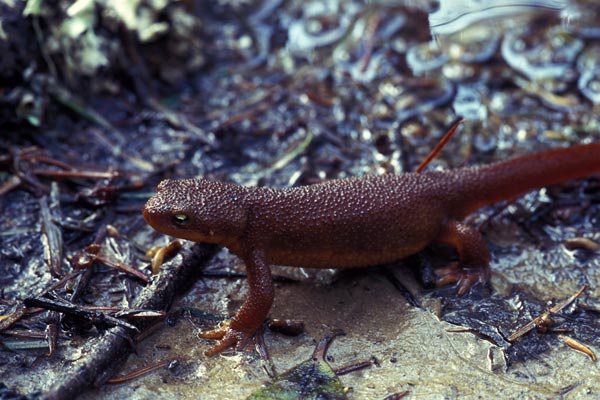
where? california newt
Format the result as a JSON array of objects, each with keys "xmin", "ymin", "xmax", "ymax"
[{"xmin": 143, "ymin": 143, "xmax": 600, "ymax": 355}]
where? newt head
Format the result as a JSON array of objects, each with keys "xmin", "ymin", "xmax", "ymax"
[{"xmin": 143, "ymin": 179, "xmax": 248, "ymax": 245}]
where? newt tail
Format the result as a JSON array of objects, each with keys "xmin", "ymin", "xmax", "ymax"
[{"xmin": 449, "ymin": 143, "xmax": 600, "ymax": 219}]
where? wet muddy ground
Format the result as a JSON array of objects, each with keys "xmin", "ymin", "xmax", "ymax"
[{"xmin": 1, "ymin": 0, "xmax": 599, "ymax": 399}]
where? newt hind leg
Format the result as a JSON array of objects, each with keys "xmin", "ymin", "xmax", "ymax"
[{"xmin": 433, "ymin": 220, "xmax": 491, "ymax": 295}]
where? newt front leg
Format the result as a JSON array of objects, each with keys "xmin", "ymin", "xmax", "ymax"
[{"xmin": 200, "ymin": 249, "xmax": 274, "ymax": 355}]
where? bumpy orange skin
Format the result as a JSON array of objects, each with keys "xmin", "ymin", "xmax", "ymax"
[{"xmin": 143, "ymin": 143, "xmax": 600, "ymax": 355}]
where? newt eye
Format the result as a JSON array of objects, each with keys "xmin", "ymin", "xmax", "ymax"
[{"xmin": 172, "ymin": 213, "xmax": 189, "ymax": 227}]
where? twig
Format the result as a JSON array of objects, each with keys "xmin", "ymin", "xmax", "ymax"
[{"xmin": 43, "ymin": 243, "xmax": 218, "ymax": 400}]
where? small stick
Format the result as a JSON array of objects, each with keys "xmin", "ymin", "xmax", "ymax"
[{"xmin": 415, "ymin": 118, "xmax": 463, "ymax": 173}]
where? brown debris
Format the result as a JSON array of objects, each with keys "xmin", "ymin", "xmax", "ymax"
[
  {"xmin": 42, "ymin": 243, "xmax": 218, "ymax": 400},
  {"xmin": 508, "ymin": 285, "xmax": 588, "ymax": 342}
]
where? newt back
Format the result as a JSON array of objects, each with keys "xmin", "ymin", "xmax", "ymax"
[{"xmin": 245, "ymin": 173, "xmax": 449, "ymax": 268}]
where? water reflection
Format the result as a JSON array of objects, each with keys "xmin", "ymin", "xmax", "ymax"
[
  {"xmin": 577, "ymin": 46, "xmax": 600, "ymax": 103},
  {"xmin": 287, "ymin": 1, "xmax": 359, "ymax": 54},
  {"xmin": 501, "ymin": 25, "xmax": 583, "ymax": 80},
  {"xmin": 429, "ymin": 0, "xmax": 567, "ymax": 36},
  {"xmin": 425, "ymin": 0, "xmax": 600, "ymax": 113}
]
